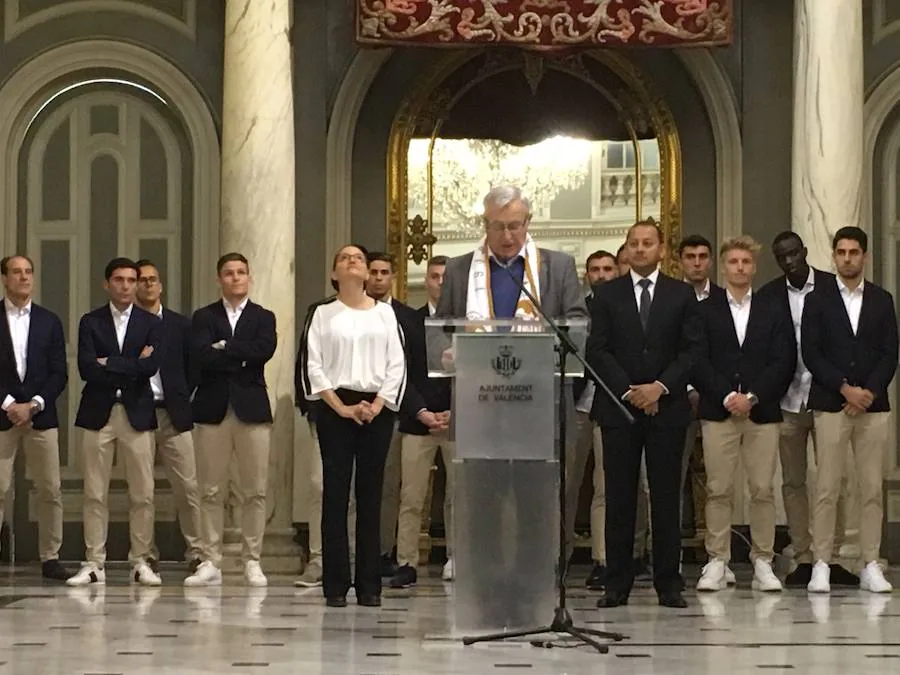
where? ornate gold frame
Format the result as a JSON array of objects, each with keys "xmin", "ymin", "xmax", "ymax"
[{"xmin": 386, "ymin": 49, "xmax": 682, "ymax": 300}]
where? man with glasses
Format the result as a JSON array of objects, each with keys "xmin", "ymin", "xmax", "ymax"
[{"xmin": 135, "ymin": 259, "xmax": 203, "ymax": 575}]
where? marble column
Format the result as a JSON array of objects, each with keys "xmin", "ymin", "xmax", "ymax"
[
  {"xmin": 792, "ymin": 0, "xmax": 864, "ymax": 270},
  {"xmin": 220, "ymin": 0, "xmax": 300, "ymax": 572}
]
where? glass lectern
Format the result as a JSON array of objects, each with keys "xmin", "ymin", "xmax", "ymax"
[{"xmin": 425, "ymin": 318, "xmax": 588, "ymax": 634}]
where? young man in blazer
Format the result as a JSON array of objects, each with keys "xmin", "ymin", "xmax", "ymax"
[
  {"xmin": 802, "ymin": 227, "xmax": 898, "ymax": 594},
  {"xmin": 185, "ymin": 252, "xmax": 276, "ymax": 588},
  {"xmin": 756, "ymin": 232, "xmax": 859, "ymax": 587},
  {"xmin": 0, "ymin": 255, "xmax": 70, "ymax": 581},
  {"xmin": 68, "ymin": 258, "xmax": 163, "ymax": 587},
  {"xmin": 693, "ymin": 237, "xmax": 795, "ymax": 592},
  {"xmin": 135, "ymin": 259, "xmax": 203, "ymax": 574},
  {"xmin": 388, "ymin": 255, "xmax": 455, "ymax": 589},
  {"xmin": 587, "ymin": 218, "xmax": 700, "ymax": 609}
]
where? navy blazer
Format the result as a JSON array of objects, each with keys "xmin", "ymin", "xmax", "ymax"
[
  {"xmin": 75, "ymin": 304, "xmax": 162, "ymax": 431},
  {"xmin": 587, "ymin": 273, "xmax": 701, "ymax": 428},
  {"xmin": 0, "ymin": 302, "xmax": 67, "ymax": 431},
  {"xmin": 802, "ymin": 279, "xmax": 898, "ymax": 413},
  {"xmin": 694, "ymin": 290, "xmax": 795, "ymax": 424},
  {"xmin": 157, "ymin": 308, "xmax": 195, "ymax": 433},
  {"xmin": 191, "ymin": 300, "xmax": 276, "ymax": 425},
  {"xmin": 398, "ymin": 304, "xmax": 452, "ymax": 436}
]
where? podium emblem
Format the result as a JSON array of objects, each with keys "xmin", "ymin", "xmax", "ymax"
[{"xmin": 492, "ymin": 344, "xmax": 521, "ymax": 378}]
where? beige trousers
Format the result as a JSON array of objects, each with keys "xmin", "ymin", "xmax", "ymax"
[
  {"xmin": 812, "ymin": 411, "xmax": 890, "ymax": 564},
  {"xmin": 396, "ymin": 432, "xmax": 456, "ymax": 568},
  {"xmin": 702, "ymin": 417, "xmax": 780, "ymax": 563},
  {"xmin": 82, "ymin": 404, "xmax": 155, "ymax": 565},
  {"xmin": 0, "ymin": 426, "xmax": 63, "ymax": 561},
  {"xmin": 780, "ymin": 408, "xmax": 858, "ymax": 563},
  {"xmin": 306, "ymin": 421, "xmax": 356, "ymax": 561},
  {"xmin": 589, "ymin": 424, "xmax": 650, "ymax": 563},
  {"xmin": 194, "ymin": 409, "xmax": 271, "ymax": 565},
  {"xmin": 379, "ymin": 427, "xmax": 402, "ymax": 556},
  {"xmin": 151, "ymin": 409, "xmax": 202, "ymax": 560}
]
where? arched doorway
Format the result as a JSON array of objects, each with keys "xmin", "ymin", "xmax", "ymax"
[
  {"xmin": 0, "ymin": 41, "xmax": 220, "ymax": 563},
  {"xmin": 385, "ymin": 49, "xmax": 682, "ymax": 304}
]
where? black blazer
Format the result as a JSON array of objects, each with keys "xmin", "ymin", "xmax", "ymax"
[
  {"xmin": 586, "ymin": 273, "xmax": 701, "ymax": 428},
  {"xmin": 398, "ymin": 304, "xmax": 452, "ymax": 436},
  {"xmin": 756, "ymin": 268, "xmax": 835, "ymax": 338},
  {"xmin": 694, "ymin": 291, "xmax": 795, "ymax": 423},
  {"xmin": 801, "ymin": 280, "xmax": 898, "ymax": 413},
  {"xmin": 75, "ymin": 304, "xmax": 162, "ymax": 431},
  {"xmin": 0, "ymin": 302, "xmax": 67, "ymax": 431},
  {"xmin": 157, "ymin": 308, "xmax": 195, "ymax": 433},
  {"xmin": 295, "ymin": 296, "xmax": 336, "ymax": 422},
  {"xmin": 191, "ymin": 300, "xmax": 276, "ymax": 425}
]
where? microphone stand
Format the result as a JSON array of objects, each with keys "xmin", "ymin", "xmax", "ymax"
[{"xmin": 461, "ymin": 262, "xmax": 632, "ymax": 654}]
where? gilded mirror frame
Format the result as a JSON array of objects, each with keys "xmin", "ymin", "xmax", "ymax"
[{"xmin": 386, "ymin": 49, "xmax": 682, "ymax": 300}]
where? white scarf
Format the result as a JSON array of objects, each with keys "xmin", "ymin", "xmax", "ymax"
[{"xmin": 466, "ymin": 235, "xmax": 541, "ymax": 321}]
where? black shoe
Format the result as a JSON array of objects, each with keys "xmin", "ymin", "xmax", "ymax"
[
  {"xmin": 389, "ymin": 565, "xmax": 417, "ymax": 589},
  {"xmin": 784, "ymin": 563, "xmax": 813, "ymax": 587},
  {"xmin": 597, "ymin": 591, "xmax": 629, "ymax": 608},
  {"xmin": 147, "ymin": 557, "xmax": 160, "ymax": 575},
  {"xmin": 379, "ymin": 554, "xmax": 397, "ymax": 578},
  {"xmin": 325, "ymin": 596, "xmax": 347, "ymax": 608},
  {"xmin": 41, "ymin": 559, "xmax": 72, "ymax": 581},
  {"xmin": 634, "ymin": 557, "xmax": 652, "ymax": 581},
  {"xmin": 188, "ymin": 558, "xmax": 202, "ymax": 574},
  {"xmin": 658, "ymin": 591, "xmax": 688, "ymax": 608},
  {"xmin": 358, "ymin": 594, "xmax": 382, "ymax": 607},
  {"xmin": 829, "ymin": 564, "xmax": 860, "ymax": 587},
  {"xmin": 585, "ymin": 563, "xmax": 606, "ymax": 591}
]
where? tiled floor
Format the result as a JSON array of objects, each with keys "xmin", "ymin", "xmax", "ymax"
[{"xmin": 0, "ymin": 564, "xmax": 898, "ymax": 674}]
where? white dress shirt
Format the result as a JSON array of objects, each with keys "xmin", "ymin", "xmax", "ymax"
[
  {"xmin": 837, "ymin": 277, "xmax": 864, "ymax": 335},
  {"xmin": 781, "ymin": 268, "xmax": 817, "ymax": 413},
  {"xmin": 223, "ymin": 297, "xmax": 247, "ymax": 334},
  {"xmin": 149, "ymin": 305, "xmax": 164, "ymax": 402},
  {"xmin": 110, "ymin": 303, "xmax": 132, "ymax": 400},
  {"xmin": 630, "ymin": 267, "xmax": 660, "ymax": 307},
  {"xmin": 304, "ymin": 300, "xmax": 407, "ymax": 411},
  {"xmin": 689, "ymin": 278, "xmax": 711, "ymax": 302},
  {"xmin": 728, "ymin": 289, "xmax": 752, "ymax": 346},
  {"xmin": 427, "ymin": 301, "xmax": 437, "ymax": 317},
  {"xmin": 1, "ymin": 298, "xmax": 44, "ymax": 412}
]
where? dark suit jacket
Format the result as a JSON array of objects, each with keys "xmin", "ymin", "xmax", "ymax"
[
  {"xmin": 157, "ymin": 308, "xmax": 195, "ymax": 433},
  {"xmin": 801, "ymin": 280, "xmax": 898, "ymax": 413},
  {"xmin": 0, "ymin": 302, "xmax": 67, "ymax": 431},
  {"xmin": 75, "ymin": 304, "xmax": 162, "ymax": 431},
  {"xmin": 399, "ymin": 304, "xmax": 452, "ymax": 436},
  {"xmin": 694, "ymin": 291, "xmax": 795, "ymax": 424},
  {"xmin": 756, "ymin": 268, "xmax": 835, "ymax": 340},
  {"xmin": 295, "ymin": 296, "xmax": 336, "ymax": 422},
  {"xmin": 586, "ymin": 272, "xmax": 701, "ymax": 428},
  {"xmin": 192, "ymin": 299, "xmax": 276, "ymax": 425}
]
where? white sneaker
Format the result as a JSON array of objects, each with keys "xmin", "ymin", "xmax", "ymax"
[
  {"xmin": 697, "ymin": 559, "xmax": 728, "ymax": 592},
  {"xmin": 807, "ymin": 560, "xmax": 831, "ymax": 593},
  {"xmin": 66, "ymin": 563, "xmax": 105, "ymax": 587},
  {"xmin": 725, "ymin": 565, "xmax": 737, "ymax": 586},
  {"xmin": 131, "ymin": 562, "xmax": 162, "ymax": 586},
  {"xmin": 751, "ymin": 559, "xmax": 783, "ymax": 592},
  {"xmin": 860, "ymin": 561, "xmax": 893, "ymax": 594},
  {"xmin": 442, "ymin": 558, "xmax": 454, "ymax": 581},
  {"xmin": 245, "ymin": 561, "xmax": 268, "ymax": 587},
  {"xmin": 183, "ymin": 560, "xmax": 222, "ymax": 587}
]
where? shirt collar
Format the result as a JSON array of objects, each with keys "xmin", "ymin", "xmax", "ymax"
[
  {"xmin": 222, "ymin": 297, "xmax": 248, "ymax": 314},
  {"xmin": 157, "ymin": 305, "xmax": 164, "ymax": 319},
  {"xmin": 726, "ymin": 288, "xmax": 752, "ymax": 308},
  {"xmin": 488, "ymin": 244, "xmax": 527, "ymax": 265},
  {"xmin": 4, "ymin": 297, "xmax": 31, "ymax": 316},
  {"xmin": 110, "ymin": 302, "xmax": 133, "ymax": 319},
  {"xmin": 427, "ymin": 301, "xmax": 436, "ymax": 316},
  {"xmin": 787, "ymin": 268, "xmax": 815, "ymax": 292},
  {"xmin": 630, "ymin": 267, "xmax": 660, "ymax": 288},
  {"xmin": 837, "ymin": 277, "xmax": 864, "ymax": 295}
]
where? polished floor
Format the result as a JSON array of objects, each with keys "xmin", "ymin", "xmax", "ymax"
[{"xmin": 0, "ymin": 564, "xmax": 898, "ymax": 674}]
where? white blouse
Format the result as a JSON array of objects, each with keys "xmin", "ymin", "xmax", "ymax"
[{"xmin": 303, "ymin": 299, "xmax": 407, "ymax": 411}]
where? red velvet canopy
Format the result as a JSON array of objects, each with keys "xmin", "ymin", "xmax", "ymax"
[{"xmin": 357, "ymin": 0, "xmax": 733, "ymax": 49}]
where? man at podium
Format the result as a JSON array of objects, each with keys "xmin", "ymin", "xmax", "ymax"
[{"xmin": 434, "ymin": 185, "xmax": 587, "ymax": 620}]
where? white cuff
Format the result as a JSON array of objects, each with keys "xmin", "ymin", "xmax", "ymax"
[
  {"xmin": 655, "ymin": 381, "xmax": 669, "ymax": 395},
  {"xmin": 687, "ymin": 384, "xmax": 696, "ymax": 393},
  {"xmin": 31, "ymin": 396, "xmax": 45, "ymax": 412},
  {"xmin": 1, "ymin": 395, "xmax": 14, "ymax": 411}
]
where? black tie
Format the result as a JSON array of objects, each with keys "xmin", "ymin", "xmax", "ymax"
[{"xmin": 638, "ymin": 278, "xmax": 652, "ymax": 330}]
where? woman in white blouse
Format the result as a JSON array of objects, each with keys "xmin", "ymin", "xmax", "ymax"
[{"xmin": 302, "ymin": 245, "xmax": 407, "ymax": 607}]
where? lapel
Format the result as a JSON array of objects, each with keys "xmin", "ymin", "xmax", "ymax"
[
  {"xmin": 643, "ymin": 273, "xmax": 670, "ymax": 336},
  {"xmin": 101, "ymin": 305, "xmax": 121, "ymax": 356},
  {"xmin": 0, "ymin": 302, "xmax": 16, "ymax": 377},
  {"xmin": 619, "ymin": 276, "xmax": 645, "ymax": 337},
  {"xmin": 856, "ymin": 283, "xmax": 876, "ymax": 338},
  {"xmin": 830, "ymin": 282, "xmax": 857, "ymax": 338},
  {"xmin": 713, "ymin": 292, "xmax": 742, "ymax": 351},
  {"xmin": 212, "ymin": 300, "xmax": 233, "ymax": 337},
  {"xmin": 538, "ymin": 249, "xmax": 549, "ymax": 296},
  {"xmin": 120, "ymin": 307, "xmax": 141, "ymax": 356},
  {"xmin": 23, "ymin": 306, "xmax": 39, "ymax": 382},
  {"xmin": 232, "ymin": 300, "xmax": 253, "ymax": 337}
]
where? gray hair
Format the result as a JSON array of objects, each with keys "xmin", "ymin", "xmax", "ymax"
[{"xmin": 482, "ymin": 185, "xmax": 532, "ymax": 214}]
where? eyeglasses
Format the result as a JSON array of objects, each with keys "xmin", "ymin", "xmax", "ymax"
[{"xmin": 485, "ymin": 220, "xmax": 527, "ymax": 234}]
